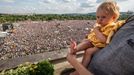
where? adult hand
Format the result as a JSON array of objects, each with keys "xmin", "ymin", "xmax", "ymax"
[
  {"xmin": 69, "ymin": 39, "xmax": 77, "ymax": 54},
  {"xmin": 66, "ymin": 52, "xmax": 93, "ymax": 75},
  {"xmin": 66, "ymin": 52, "xmax": 76, "ymax": 64}
]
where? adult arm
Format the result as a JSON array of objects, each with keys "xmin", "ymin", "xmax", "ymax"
[{"xmin": 67, "ymin": 53, "xmax": 93, "ymax": 75}]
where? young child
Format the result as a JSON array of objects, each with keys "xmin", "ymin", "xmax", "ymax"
[{"xmin": 67, "ymin": 1, "xmax": 126, "ymax": 75}]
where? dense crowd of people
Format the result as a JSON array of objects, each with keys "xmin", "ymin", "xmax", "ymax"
[{"xmin": 0, "ymin": 20, "xmax": 95, "ymax": 60}]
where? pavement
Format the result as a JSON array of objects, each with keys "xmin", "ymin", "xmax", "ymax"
[
  {"xmin": 54, "ymin": 57, "xmax": 82, "ymax": 75},
  {"xmin": 0, "ymin": 49, "xmax": 68, "ymax": 71}
]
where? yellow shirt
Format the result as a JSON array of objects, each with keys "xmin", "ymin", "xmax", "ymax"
[{"xmin": 87, "ymin": 20, "xmax": 125, "ymax": 48}]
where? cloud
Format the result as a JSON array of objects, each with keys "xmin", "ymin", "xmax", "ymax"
[
  {"xmin": 116, "ymin": 0, "xmax": 128, "ymax": 2},
  {"xmin": 79, "ymin": 0, "xmax": 97, "ymax": 8},
  {"xmin": 117, "ymin": 0, "xmax": 134, "ymax": 12},
  {"xmin": 0, "ymin": 0, "xmax": 15, "ymax": 3},
  {"xmin": 96, "ymin": 0, "xmax": 128, "ymax": 3},
  {"xmin": 43, "ymin": 0, "xmax": 54, "ymax": 3},
  {"xmin": 80, "ymin": 3, "xmax": 95, "ymax": 8},
  {"xmin": 0, "ymin": 0, "xmax": 133, "ymax": 14},
  {"xmin": 0, "ymin": 5, "xmax": 13, "ymax": 13},
  {"xmin": 87, "ymin": 0, "xmax": 97, "ymax": 3},
  {"xmin": 62, "ymin": 0, "xmax": 76, "ymax": 3},
  {"xmin": 96, "ymin": 0, "xmax": 105, "ymax": 3}
]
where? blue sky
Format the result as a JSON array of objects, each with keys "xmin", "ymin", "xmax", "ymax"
[{"xmin": 0, "ymin": 0, "xmax": 133, "ymax": 14}]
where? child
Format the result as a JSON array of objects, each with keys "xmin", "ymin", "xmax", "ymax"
[{"xmin": 67, "ymin": 1, "xmax": 126, "ymax": 75}]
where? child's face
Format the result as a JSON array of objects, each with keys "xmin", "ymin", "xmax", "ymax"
[{"xmin": 96, "ymin": 10, "xmax": 115, "ymax": 26}]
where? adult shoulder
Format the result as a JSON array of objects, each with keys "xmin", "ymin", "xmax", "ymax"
[{"xmin": 88, "ymin": 15, "xmax": 134, "ymax": 75}]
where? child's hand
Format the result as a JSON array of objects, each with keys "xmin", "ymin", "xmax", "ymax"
[
  {"xmin": 93, "ymin": 26, "xmax": 101, "ymax": 33},
  {"xmin": 93, "ymin": 23, "xmax": 100, "ymax": 30},
  {"xmin": 69, "ymin": 39, "xmax": 77, "ymax": 54}
]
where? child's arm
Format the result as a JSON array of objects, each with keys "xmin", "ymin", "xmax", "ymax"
[
  {"xmin": 93, "ymin": 26, "xmax": 107, "ymax": 43},
  {"xmin": 69, "ymin": 39, "xmax": 77, "ymax": 54},
  {"xmin": 70, "ymin": 39, "xmax": 93, "ymax": 53},
  {"xmin": 106, "ymin": 31, "xmax": 114, "ymax": 44}
]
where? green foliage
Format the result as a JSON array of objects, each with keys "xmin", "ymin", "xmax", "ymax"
[
  {"xmin": 0, "ymin": 13, "xmax": 130, "ymax": 23},
  {"xmin": 119, "ymin": 15, "xmax": 130, "ymax": 20},
  {"xmin": 0, "ymin": 14, "xmax": 96, "ymax": 23},
  {"xmin": 0, "ymin": 60, "xmax": 54, "ymax": 75}
]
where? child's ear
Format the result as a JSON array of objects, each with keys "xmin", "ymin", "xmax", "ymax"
[{"xmin": 112, "ymin": 15, "xmax": 117, "ymax": 21}]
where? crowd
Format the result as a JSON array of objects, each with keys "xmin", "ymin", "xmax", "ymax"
[{"xmin": 0, "ymin": 20, "xmax": 95, "ymax": 60}]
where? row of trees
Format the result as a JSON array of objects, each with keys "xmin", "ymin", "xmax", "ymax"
[{"xmin": 0, "ymin": 13, "xmax": 130, "ymax": 23}]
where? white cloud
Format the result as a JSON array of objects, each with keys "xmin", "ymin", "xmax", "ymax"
[
  {"xmin": 0, "ymin": 6, "xmax": 13, "ymax": 13},
  {"xmin": 63, "ymin": 0, "xmax": 76, "ymax": 2},
  {"xmin": 87, "ymin": 0, "xmax": 97, "ymax": 3},
  {"xmin": 43, "ymin": 0, "xmax": 55, "ymax": 3},
  {"xmin": 96, "ymin": 0, "xmax": 128, "ymax": 3},
  {"xmin": 79, "ymin": 0, "xmax": 97, "ymax": 9},
  {"xmin": 37, "ymin": 0, "xmax": 134, "ymax": 13},
  {"xmin": 80, "ymin": 3, "xmax": 95, "ymax": 8},
  {"xmin": 117, "ymin": 0, "xmax": 134, "ymax": 12},
  {"xmin": 96, "ymin": 0, "xmax": 105, "ymax": 3},
  {"xmin": 116, "ymin": 0, "xmax": 128, "ymax": 2},
  {"xmin": 0, "ymin": 0, "xmax": 15, "ymax": 3},
  {"xmin": 0, "ymin": 0, "xmax": 133, "ymax": 14}
]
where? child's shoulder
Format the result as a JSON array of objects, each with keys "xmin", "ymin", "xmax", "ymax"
[
  {"xmin": 115, "ymin": 20, "xmax": 126, "ymax": 26},
  {"xmin": 116, "ymin": 20, "xmax": 126, "ymax": 24},
  {"xmin": 113, "ymin": 20, "xmax": 126, "ymax": 31}
]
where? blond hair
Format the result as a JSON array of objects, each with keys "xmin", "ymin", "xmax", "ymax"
[{"xmin": 97, "ymin": 1, "xmax": 120, "ymax": 21}]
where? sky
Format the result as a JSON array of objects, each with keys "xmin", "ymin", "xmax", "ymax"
[{"xmin": 0, "ymin": 0, "xmax": 133, "ymax": 14}]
